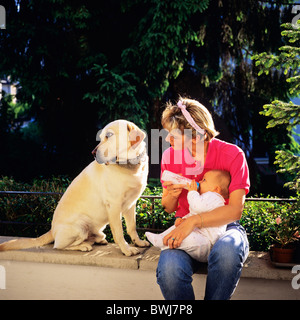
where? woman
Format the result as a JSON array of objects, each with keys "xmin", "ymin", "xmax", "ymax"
[{"xmin": 157, "ymin": 97, "xmax": 250, "ymax": 300}]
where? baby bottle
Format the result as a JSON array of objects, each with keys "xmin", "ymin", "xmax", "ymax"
[{"xmin": 161, "ymin": 170, "xmax": 200, "ymax": 190}]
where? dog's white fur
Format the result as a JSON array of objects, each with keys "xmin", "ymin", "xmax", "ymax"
[{"xmin": 0, "ymin": 120, "xmax": 150, "ymax": 256}]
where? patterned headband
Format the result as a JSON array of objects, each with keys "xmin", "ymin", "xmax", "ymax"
[{"xmin": 177, "ymin": 101, "xmax": 206, "ymax": 135}]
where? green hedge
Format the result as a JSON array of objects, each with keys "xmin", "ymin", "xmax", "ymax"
[
  {"xmin": 0, "ymin": 176, "xmax": 297, "ymax": 251},
  {"xmin": 241, "ymin": 198, "xmax": 299, "ymax": 251}
]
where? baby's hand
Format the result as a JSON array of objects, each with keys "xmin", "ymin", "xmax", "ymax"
[{"xmin": 187, "ymin": 180, "xmax": 198, "ymax": 192}]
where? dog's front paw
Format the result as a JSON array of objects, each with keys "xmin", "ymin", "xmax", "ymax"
[
  {"xmin": 134, "ymin": 239, "xmax": 150, "ymax": 248},
  {"xmin": 121, "ymin": 245, "xmax": 140, "ymax": 256}
]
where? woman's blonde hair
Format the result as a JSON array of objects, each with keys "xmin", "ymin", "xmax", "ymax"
[{"xmin": 161, "ymin": 97, "xmax": 219, "ymax": 141}]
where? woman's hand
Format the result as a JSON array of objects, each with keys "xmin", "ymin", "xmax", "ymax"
[
  {"xmin": 163, "ymin": 181, "xmax": 185, "ymax": 199},
  {"xmin": 161, "ymin": 181, "xmax": 185, "ymax": 213},
  {"xmin": 163, "ymin": 215, "xmax": 199, "ymax": 249}
]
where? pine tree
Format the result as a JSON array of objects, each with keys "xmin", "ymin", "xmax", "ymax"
[{"xmin": 253, "ymin": 22, "xmax": 300, "ymax": 192}]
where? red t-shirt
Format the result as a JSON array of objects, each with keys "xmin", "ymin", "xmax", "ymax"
[{"xmin": 161, "ymin": 138, "xmax": 250, "ymax": 218}]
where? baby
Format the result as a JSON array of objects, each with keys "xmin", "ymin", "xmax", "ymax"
[{"xmin": 146, "ymin": 170, "xmax": 231, "ymax": 262}]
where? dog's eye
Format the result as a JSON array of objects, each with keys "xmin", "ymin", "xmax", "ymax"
[{"xmin": 106, "ymin": 132, "xmax": 114, "ymax": 139}]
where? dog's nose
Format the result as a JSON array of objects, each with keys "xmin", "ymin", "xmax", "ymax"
[{"xmin": 92, "ymin": 146, "xmax": 98, "ymax": 158}]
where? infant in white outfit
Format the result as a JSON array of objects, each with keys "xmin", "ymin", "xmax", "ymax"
[{"xmin": 146, "ymin": 170, "xmax": 231, "ymax": 262}]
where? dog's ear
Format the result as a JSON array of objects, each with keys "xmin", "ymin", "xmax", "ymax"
[{"xmin": 127, "ymin": 123, "xmax": 146, "ymax": 149}]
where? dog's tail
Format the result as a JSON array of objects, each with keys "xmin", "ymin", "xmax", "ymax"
[{"xmin": 0, "ymin": 230, "xmax": 54, "ymax": 251}]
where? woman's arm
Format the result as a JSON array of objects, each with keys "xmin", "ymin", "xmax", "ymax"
[
  {"xmin": 161, "ymin": 181, "xmax": 185, "ymax": 213},
  {"xmin": 163, "ymin": 189, "xmax": 246, "ymax": 249}
]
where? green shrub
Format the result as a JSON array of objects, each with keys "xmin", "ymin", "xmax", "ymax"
[
  {"xmin": 241, "ymin": 197, "xmax": 299, "ymax": 251},
  {"xmin": 0, "ymin": 176, "xmax": 298, "ymax": 252},
  {"xmin": 0, "ymin": 176, "xmax": 68, "ymax": 236},
  {"xmin": 0, "ymin": 176, "xmax": 171, "ymax": 240}
]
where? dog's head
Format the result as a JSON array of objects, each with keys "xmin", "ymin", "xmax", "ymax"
[{"xmin": 92, "ymin": 120, "xmax": 146, "ymax": 165}]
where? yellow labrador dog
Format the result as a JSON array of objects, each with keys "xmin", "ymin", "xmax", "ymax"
[{"xmin": 0, "ymin": 120, "xmax": 150, "ymax": 256}]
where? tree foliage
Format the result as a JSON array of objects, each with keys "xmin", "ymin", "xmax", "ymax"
[
  {"xmin": 0, "ymin": 0, "xmax": 211, "ymax": 179},
  {"xmin": 163, "ymin": 0, "xmax": 296, "ymax": 195},
  {"xmin": 0, "ymin": 0, "xmax": 297, "ymax": 195},
  {"xmin": 84, "ymin": 0, "xmax": 210, "ymax": 128},
  {"xmin": 253, "ymin": 22, "xmax": 300, "ymax": 192}
]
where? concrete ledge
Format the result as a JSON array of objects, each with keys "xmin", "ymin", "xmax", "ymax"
[
  {"xmin": 0, "ymin": 236, "xmax": 295, "ymax": 281},
  {"xmin": 242, "ymin": 251, "xmax": 295, "ymax": 281},
  {"xmin": 0, "ymin": 236, "xmax": 148, "ymax": 270},
  {"xmin": 1, "ymin": 236, "xmax": 299, "ymax": 300}
]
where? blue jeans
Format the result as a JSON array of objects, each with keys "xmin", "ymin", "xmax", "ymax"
[{"xmin": 156, "ymin": 222, "xmax": 249, "ymax": 300}]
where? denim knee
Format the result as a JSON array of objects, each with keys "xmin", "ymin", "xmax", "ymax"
[
  {"xmin": 208, "ymin": 229, "xmax": 248, "ymax": 273},
  {"xmin": 209, "ymin": 238, "xmax": 242, "ymax": 274},
  {"xmin": 205, "ymin": 227, "xmax": 249, "ymax": 300},
  {"xmin": 156, "ymin": 249, "xmax": 196, "ymax": 300},
  {"xmin": 156, "ymin": 249, "xmax": 194, "ymax": 284}
]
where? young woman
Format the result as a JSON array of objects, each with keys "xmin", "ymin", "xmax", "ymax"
[{"xmin": 156, "ymin": 97, "xmax": 250, "ymax": 300}]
